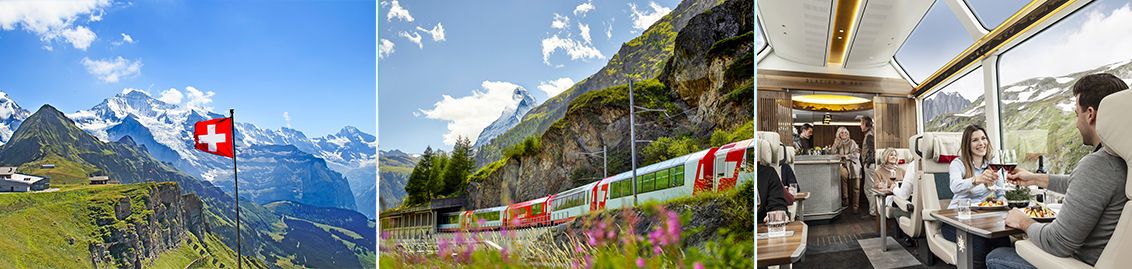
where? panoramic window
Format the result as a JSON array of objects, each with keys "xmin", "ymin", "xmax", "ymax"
[
  {"xmin": 922, "ymin": 67, "xmax": 986, "ymax": 132},
  {"xmin": 757, "ymin": 20, "xmax": 767, "ymax": 54},
  {"xmin": 896, "ymin": 1, "xmax": 977, "ymax": 84},
  {"xmin": 965, "ymin": 0, "xmax": 1031, "ymax": 30},
  {"xmin": 997, "ymin": 0, "xmax": 1132, "ymax": 174}
]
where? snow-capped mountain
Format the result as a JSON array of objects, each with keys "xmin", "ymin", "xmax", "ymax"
[
  {"xmin": 0, "ymin": 92, "xmax": 31, "ymax": 144},
  {"xmin": 473, "ymin": 87, "xmax": 537, "ymax": 148},
  {"xmin": 66, "ymin": 89, "xmax": 375, "ymax": 212}
]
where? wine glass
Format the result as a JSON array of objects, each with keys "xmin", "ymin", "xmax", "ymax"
[{"xmin": 1001, "ymin": 149, "xmax": 1018, "ymax": 189}]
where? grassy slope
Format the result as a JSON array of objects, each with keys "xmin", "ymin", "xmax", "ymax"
[{"xmin": 0, "ymin": 183, "xmax": 258, "ymax": 269}]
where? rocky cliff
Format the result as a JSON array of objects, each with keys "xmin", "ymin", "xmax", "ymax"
[
  {"xmin": 466, "ymin": 0, "xmax": 754, "ymax": 208},
  {"xmin": 87, "ymin": 183, "xmax": 211, "ymax": 268},
  {"xmin": 473, "ymin": 0, "xmax": 720, "ymax": 166}
]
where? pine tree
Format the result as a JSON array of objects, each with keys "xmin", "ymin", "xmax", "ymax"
[
  {"xmin": 429, "ymin": 150, "xmax": 449, "ymax": 198},
  {"xmin": 441, "ymin": 136, "xmax": 475, "ymax": 195},
  {"xmin": 404, "ymin": 146, "xmax": 435, "ymax": 206}
]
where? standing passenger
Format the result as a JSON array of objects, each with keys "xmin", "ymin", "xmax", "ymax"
[
  {"xmin": 860, "ymin": 116, "xmax": 877, "ymax": 216},
  {"xmin": 833, "ymin": 127, "xmax": 862, "ymax": 214}
]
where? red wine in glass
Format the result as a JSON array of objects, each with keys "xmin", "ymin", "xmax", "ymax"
[
  {"xmin": 1002, "ymin": 163, "xmax": 1018, "ymax": 173},
  {"xmin": 988, "ymin": 163, "xmax": 1004, "ymax": 171}
]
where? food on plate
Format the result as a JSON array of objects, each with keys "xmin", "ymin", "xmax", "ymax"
[
  {"xmin": 977, "ymin": 196, "xmax": 1006, "ymax": 207},
  {"xmin": 1024, "ymin": 205, "xmax": 1056, "ymax": 218}
]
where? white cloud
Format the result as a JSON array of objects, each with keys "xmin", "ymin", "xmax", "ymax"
[
  {"xmin": 379, "ymin": 38, "xmax": 395, "ymax": 59},
  {"xmin": 419, "ymin": 81, "xmax": 526, "ymax": 145},
  {"xmin": 578, "ymin": 23, "xmax": 592, "ymax": 44},
  {"xmin": 157, "ymin": 88, "xmax": 184, "ymax": 104},
  {"xmin": 399, "ymin": 31, "xmax": 423, "ymax": 49},
  {"xmin": 0, "ymin": 0, "xmax": 111, "ymax": 50},
  {"xmin": 551, "ymin": 13, "xmax": 570, "ymax": 29},
  {"xmin": 60, "ymin": 25, "xmax": 96, "ymax": 50},
  {"xmin": 605, "ymin": 19, "xmax": 614, "ymax": 39},
  {"xmin": 283, "ymin": 112, "xmax": 292, "ymax": 128},
  {"xmin": 120, "ymin": 32, "xmax": 133, "ymax": 43},
  {"xmin": 182, "ymin": 86, "xmax": 216, "ymax": 112},
  {"xmin": 629, "ymin": 2, "xmax": 672, "ymax": 31},
  {"xmin": 999, "ymin": 4, "xmax": 1132, "ymax": 84},
  {"xmin": 574, "ymin": 1, "xmax": 595, "ymax": 17},
  {"xmin": 416, "ymin": 23, "xmax": 446, "ymax": 42},
  {"xmin": 538, "ymin": 77, "xmax": 575, "ymax": 98},
  {"xmin": 385, "ymin": 0, "xmax": 414, "ymax": 22},
  {"xmin": 541, "ymin": 34, "xmax": 605, "ymax": 65},
  {"xmin": 80, "ymin": 56, "xmax": 142, "ymax": 83}
]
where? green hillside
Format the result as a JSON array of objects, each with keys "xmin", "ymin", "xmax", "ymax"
[{"xmin": 0, "ymin": 183, "xmax": 263, "ymax": 269}]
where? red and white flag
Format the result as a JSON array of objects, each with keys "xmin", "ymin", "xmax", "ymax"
[{"xmin": 193, "ymin": 117, "xmax": 234, "ymax": 158}]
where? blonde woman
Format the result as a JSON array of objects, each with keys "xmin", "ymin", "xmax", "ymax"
[
  {"xmin": 874, "ymin": 148, "xmax": 906, "ymax": 217},
  {"xmin": 832, "ymin": 126, "xmax": 862, "ymax": 214}
]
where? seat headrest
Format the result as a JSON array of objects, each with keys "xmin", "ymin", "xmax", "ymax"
[
  {"xmin": 757, "ymin": 131, "xmax": 782, "ymax": 145},
  {"xmin": 876, "ymin": 148, "xmax": 917, "ymax": 165},
  {"xmin": 1095, "ymin": 90, "xmax": 1132, "ymax": 197},
  {"xmin": 783, "ymin": 146, "xmax": 796, "ymax": 164},
  {"xmin": 914, "ymin": 132, "xmax": 962, "ymax": 163},
  {"xmin": 757, "ymin": 139, "xmax": 777, "ymax": 166}
]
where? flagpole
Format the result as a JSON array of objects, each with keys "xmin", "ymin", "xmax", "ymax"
[{"xmin": 230, "ymin": 108, "xmax": 241, "ymax": 269}]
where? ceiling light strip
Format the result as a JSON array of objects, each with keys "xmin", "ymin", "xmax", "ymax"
[{"xmin": 828, "ymin": 0, "xmax": 864, "ymax": 64}]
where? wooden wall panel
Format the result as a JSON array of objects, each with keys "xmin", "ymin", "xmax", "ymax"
[
  {"xmin": 873, "ymin": 96, "xmax": 917, "ymax": 149},
  {"xmin": 757, "ymin": 89, "xmax": 793, "ymax": 145}
]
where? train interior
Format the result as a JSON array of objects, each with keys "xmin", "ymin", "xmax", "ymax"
[{"xmin": 757, "ymin": 0, "xmax": 1132, "ymax": 268}]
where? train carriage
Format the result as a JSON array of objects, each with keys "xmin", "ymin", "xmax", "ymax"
[{"xmin": 504, "ymin": 196, "xmax": 554, "ymax": 228}]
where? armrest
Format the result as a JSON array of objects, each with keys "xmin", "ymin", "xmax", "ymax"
[
  {"xmin": 922, "ymin": 210, "xmax": 938, "ymax": 221},
  {"xmin": 1015, "ymin": 240, "xmax": 1093, "ymax": 269},
  {"xmin": 893, "ymin": 196, "xmax": 914, "ymax": 212}
]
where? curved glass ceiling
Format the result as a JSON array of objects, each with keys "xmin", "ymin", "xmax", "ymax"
[
  {"xmin": 895, "ymin": 1, "xmax": 976, "ymax": 85},
  {"xmin": 965, "ymin": 0, "xmax": 1032, "ymax": 31}
]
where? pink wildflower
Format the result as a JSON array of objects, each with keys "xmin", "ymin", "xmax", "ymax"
[
  {"xmin": 694, "ymin": 262, "xmax": 704, "ymax": 269},
  {"xmin": 636, "ymin": 257, "xmax": 646, "ymax": 268}
]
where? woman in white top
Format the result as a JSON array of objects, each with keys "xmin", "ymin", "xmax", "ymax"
[{"xmin": 943, "ymin": 125, "xmax": 1009, "ymax": 267}]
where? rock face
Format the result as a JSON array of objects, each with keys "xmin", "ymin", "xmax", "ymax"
[
  {"xmin": 473, "ymin": 0, "xmax": 719, "ymax": 166},
  {"xmin": 922, "ymin": 91, "xmax": 972, "ymax": 125},
  {"xmin": 466, "ymin": 0, "xmax": 754, "ymax": 209},
  {"xmin": 660, "ymin": 0, "xmax": 754, "ymax": 132},
  {"xmin": 88, "ymin": 182, "xmax": 208, "ymax": 269},
  {"xmin": 214, "ymin": 144, "xmax": 357, "ymax": 210}
]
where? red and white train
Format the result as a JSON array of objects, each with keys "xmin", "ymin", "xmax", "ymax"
[{"xmin": 438, "ymin": 139, "xmax": 755, "ymax": 232}]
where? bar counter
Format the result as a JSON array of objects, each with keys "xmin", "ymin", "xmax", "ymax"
[{"xmin": 793, "ymin": 155, "xmax": 844, "ymax": 220}]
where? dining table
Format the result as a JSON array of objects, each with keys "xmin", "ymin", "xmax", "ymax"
[
  {"xmin": 757, "ymin": 221, "xmax": 808, "ymax": 268},
  {"xmin": 930, "ymin": 208, "xmax": 1026, "ymax": 269}
]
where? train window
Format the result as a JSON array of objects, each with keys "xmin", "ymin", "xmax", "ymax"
[
  {"xmin": 533, "ymin": 203, "xmax": 543, "ymax": 215},
  {"xmin": 895, "ymin": 1, "xmax": 976, "ymax": 84},
  {"xmin": 622, "ymin": 179, "xmax": 632, "ymax": 196},
  {"xmin": 673, "ymin": 167, "xmax": 684, "ymax": 187},
  {"xmin": 922, "ymin": 66, "xmax": 985, "ymax": 132},
  {"xmin": 757, "ymin": 19, "xmax": 767, "ymax": 54},
  {"xmin": 964, "ymin": 0, "xmax": 1030, "ymax": 31},
  {"xmin": 647, "ymin": 172, "xmax": 656, "ymax": 192},
  {"xmin": 615, "ymin": 180, "xmax": 624, "ymax": 197},
  {"xmin": 656, "ymin": 168, "xmax": 670, "ymax": 190},
  {"xmin": 997, "ymin": 0, "xmax": 1132, "ymax": 174}
]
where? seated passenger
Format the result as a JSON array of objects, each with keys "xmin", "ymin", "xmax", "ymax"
[
  {"xmin": 757, "ymin": 163, "xmax": 789, "ymax": 223},
  {"xmin": 988, "ymin": 73, "xmax": 1130, "ymax": 269},
  {"xmin": 944, "ymin": 124, "xmax": 1010, "ymax": 267},
  {"xmin": 874, "ymin": 148, "xmax": 906, "ymax": 215}
]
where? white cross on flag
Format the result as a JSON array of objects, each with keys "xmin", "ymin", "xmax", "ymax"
[{"xmin": 193, "ymin": 117, "xmax": 234, "ymax": 158}]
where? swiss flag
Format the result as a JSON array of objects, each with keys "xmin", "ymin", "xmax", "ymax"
[{"xmin": 194, "ymin": 117, "xmax": 234, "ymax": 158}]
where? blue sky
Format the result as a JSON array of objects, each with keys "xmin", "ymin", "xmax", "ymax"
[
  {"xmin": 0, "ymin": 0, "xmax": 376, "ymax": 137},
  {"xmin": 378, "ymin": 0, "xmax": 680, "ymax": 153}
]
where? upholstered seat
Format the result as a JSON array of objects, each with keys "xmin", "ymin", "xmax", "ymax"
[
  {"xmin": 1016, "ymin": 90, "xmax": 1132, "ymax": 269},
  {"xmin": 915, "ymin": 132, "xmax": 963, "ymax": 265}
]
